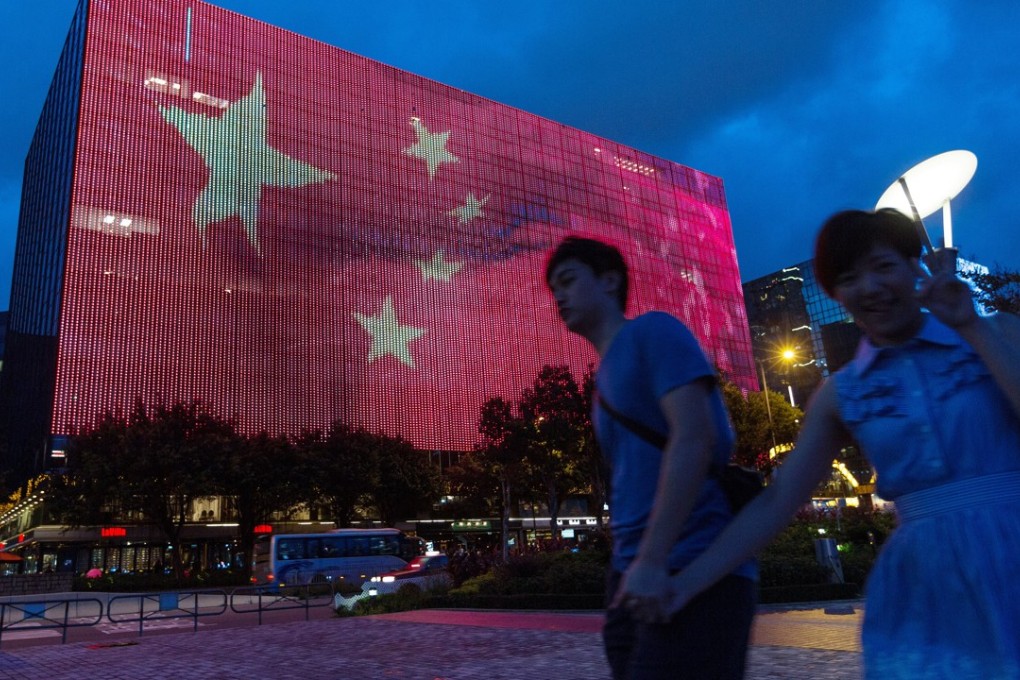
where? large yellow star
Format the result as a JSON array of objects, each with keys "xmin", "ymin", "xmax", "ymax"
[
  {"xmin": 353, "ymin": 296, "xmax": 426, "ymax": 368},
  {"xmin": 159, "ymin": 72, "xmax": 335, "ymax": 254},
  {"xmin": 415, "ymin": 250, "xmax": 465, "ymax": 282},
  {"xmin": 402, "ymin": 117, "xmax": 458, "ymax": 179},
  {"xmin": 448, "ymin": 192, "xmax": 489, "ymax": 224}
]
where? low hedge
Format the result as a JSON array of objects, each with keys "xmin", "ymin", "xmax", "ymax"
[
  {"xmin": 429, "ymin": 592, "xmax": 604, "ymax": 610},
  {"xmin": 72, "ymin": 570, "xmax": 249, "ymax": 592},
  {"xmin": 759, "ymin": 582, "xmax": 861, "ymax": 604}
]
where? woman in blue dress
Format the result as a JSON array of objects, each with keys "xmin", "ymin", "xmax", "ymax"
[{"xmin": 665, "ymin": 209, "xmax": 1020, "ymax": 678}]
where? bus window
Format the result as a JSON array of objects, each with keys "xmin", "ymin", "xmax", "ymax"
[
  {"xmin": 371, "ymin": 536, "xmax": 400, "ymax": 556},
  {"xmin": 320, "ymin": 537, "xmax": 346, "ymax": 558},
  {"xmin": 276, "ymin": 538, "xmax": 305, "ymax": 561}
]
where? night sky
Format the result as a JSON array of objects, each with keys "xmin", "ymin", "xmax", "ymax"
[{"xmin": 2, "ymin": 0, "xmax": 1018, "ymax": 308}]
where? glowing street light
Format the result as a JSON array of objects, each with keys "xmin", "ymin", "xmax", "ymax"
[{"xmin": 875, "ymin": 150, "xmax": 977, "ymax": 252}]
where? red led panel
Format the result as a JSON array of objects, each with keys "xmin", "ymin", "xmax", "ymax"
[{"xmin": 53, "ymin": 0, "xmax": 755, "ymax": 449}]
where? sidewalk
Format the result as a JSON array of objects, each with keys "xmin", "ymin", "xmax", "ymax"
[{"xmin": 0, "ymin": 602, "xmax": 864, "ymax": 679}]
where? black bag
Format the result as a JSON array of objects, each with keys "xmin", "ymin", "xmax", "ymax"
[
  {"xmin": 597, "ymin": 394, "xmax": 763, "ymax": 511},
  {"xmin": 713, "ymin": 464, "xmax": 764, "ymax": 511}
]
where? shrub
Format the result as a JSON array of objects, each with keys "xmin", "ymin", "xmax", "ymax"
[
  {"xmin": 73, "ymin": 570, "xmax": 248, "ymax": 592},
  {"xmin": 454, "ymin": 551, "xmax": 608, "ymax": 597},
  {"xmin": 758, "ymin": 555, "xmax": 830, "ymax": 588}
]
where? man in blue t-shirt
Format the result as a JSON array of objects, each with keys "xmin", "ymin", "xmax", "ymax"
[{"xmin": 546, "ymin": 236, "xmax": 755, "ymax": 680}]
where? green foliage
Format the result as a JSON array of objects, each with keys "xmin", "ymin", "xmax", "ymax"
[
  {"xmin": 970, "ymin": 265, "xmax": 1020, "ymax": 314},
  {"xmin": 758, "ymin": 506, "xmax": 894, "ymax": 589},
  {"xmin": 463, "ymin": 363, "xmax": 601, "ymax": 558},
  {"xmin": 371, "ymin": 434, "xmax": 442, "ymax": 526},
  {"xmin": 720, "ymin": 381, "xmax": 803, "ymax": 474},
  {"xmin": 297, "ymin": 422, "xmax": 444, "ymax": 527},
  {"xmin": 340, "ymin": 582, "xmax": 434, "ymax": 617},
  {"xmin": 454, "ymin": 550, "xmax": 608, "ymax": 597},
  {"xmin": 218, "ymin": 430, "xmax": 301, "ymax": 580},
  {"xmin": 759, "ymin": 583, "xmax": 861, "ymax": 604},
  {"xmin": 340, "ymin": 551, "xmax": 609, "ymax": 616},
  {"xmin": 295, "ymin": 422, "xmax": 380, "ymax": 526},
  {"xmin": 52, "ymin": 399, "xmax": 238, "ymax": 579},
  {"xmin": 73, "ymin": 569, "xmax": 248, "ymax": 592},
  {"xmin": 519, "ymin": 365, "xmax": 590, "ymax": 536},
  {"xmin": 758, "ymin": 555, "xmax": 830, "ymax": 587},
  {"xmin": 430, "ymin": 593, "xmax": 605, "ymax": 610}
]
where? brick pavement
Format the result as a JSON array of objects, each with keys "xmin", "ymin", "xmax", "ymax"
[{"xmin": 0, "ymin": 602, "xmax": 864, "ymax": 679}]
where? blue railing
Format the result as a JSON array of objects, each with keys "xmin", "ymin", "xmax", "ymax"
[
  {"xmin": 0, "ymin": 584, "xmax": 337, "ymax": 647},
  {"xmin": 0, "ymin": 597, "xmax": 103, "ymax": 646},
  {"xmin": 107, "ymin": 590, "xmax": 229, "ymax": 636},
  {"xmin": 229, "ymin": 583, "xmax": 334, "ymax": 625}
]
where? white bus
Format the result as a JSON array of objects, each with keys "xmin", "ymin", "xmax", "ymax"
[{"xmin": 252, "ymin": 528, "xmax": 424, "ymax": 587}]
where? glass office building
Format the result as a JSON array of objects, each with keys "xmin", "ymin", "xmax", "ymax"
[
  {"xmin": 742, "ymin": 260, "xmax": 858, "ymax": 407},
  {"xmin": 2, "ymin": 0, "xmax": 754, "ymax": 482}
]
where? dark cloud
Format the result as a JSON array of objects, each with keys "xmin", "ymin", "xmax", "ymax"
[{"xmin": 2, "ymin": 0, "xmax": 1020, "ymax": 305}]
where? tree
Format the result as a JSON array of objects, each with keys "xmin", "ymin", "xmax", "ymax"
[
  {"xmin": 51, "ymin": 399, "xmax": 234, "ymax": 579},
  {"xmin": 296, "ymin": 422, "xmax": 379, "ymax": 527},
  {"xmin": 475, "ymin": 396, "xmax": 530, "ymax": 560},
  {"xmin": 579, "ymin": 366, "xmax": 608, "ymax": 530},
  {"xmin": 970, "ymin": 265, "xmax": 1020, "ymax": 314},
  {"xmin": 721, "ymin": 381, "xmax": 803, "ymax": 476},
  {"xmin": 518, "ymin": 364, "xmax": 588, "ymax": 541},
  {"xmin": 370, "ymin": 432, "xmax": 443, "ymax": 526},
  {"xmin": 217, "ymin": 431, "xmax": 300, "ymax": 579},
  {"xmin": 443, "ymin": 452, "xmax": 500, "ymax": 519}
]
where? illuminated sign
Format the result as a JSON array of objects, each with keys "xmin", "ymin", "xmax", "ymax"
[
  {"xmin": 253, "ymin": 524, "xmax": 273, "ymax": 534},
  {"xmin": 50, "ymin": 0, "xmax": 754, "ymax": 450},
  {"xmin": 101, "ymin": 527, "xmax": 127, "ymax": 538}
]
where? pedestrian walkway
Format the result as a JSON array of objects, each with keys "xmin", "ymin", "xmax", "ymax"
[{"xmin": 0, "ymin": 602, "xmax": 864, "ymax": 679}]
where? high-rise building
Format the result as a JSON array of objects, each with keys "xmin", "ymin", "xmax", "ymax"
[
  {"xmin": 744, "ymin": 253, "xmax": 992, "ymax": 408},
  {"xmin": 1, "ymin": 0, "xmax": 755, "ymax": 483},
  {"xmin": 742, "ymin": 260, "xmax": 852, "ymax": 408}
]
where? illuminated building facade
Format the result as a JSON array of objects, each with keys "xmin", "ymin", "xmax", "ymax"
[{"xmin": 1, "ymin": 0, "xmax": 754, "ymax": 484}]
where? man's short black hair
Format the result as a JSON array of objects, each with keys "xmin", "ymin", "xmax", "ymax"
[
  {"xmin": 545, "ymin": 236, "xmax": 629, "ymax": 310},
  {"xmin": 814, "ymin": 208, "xmax": 922, "ymax": 296}
]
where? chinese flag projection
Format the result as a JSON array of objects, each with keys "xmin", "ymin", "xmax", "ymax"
[{"xmin": 54, "ymin": 0, "xmax": 755, "ymax": 449}]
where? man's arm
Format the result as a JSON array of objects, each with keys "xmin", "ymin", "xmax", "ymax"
[
  {"xmin": 667, "ymin": 379, "xmax": 851, "ymax": 615},
  {"xmin": 609, "ymin": 377, "xmax": 716, "ymax": 621}
]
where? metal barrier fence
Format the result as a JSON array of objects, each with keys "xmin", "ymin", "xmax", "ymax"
[
  {"xmin": 229, "ymin": 583, "xmax": 335, "ymax": 625},
  {"xmin": 107, "ymin": 590, "xmax": 229, "ymax": 636},
  {"xmin": 0, "ymin": 597, "xmax": 104, "ymax": 646},
  {"xmin": 0, "ymin": 584, "xmax": 338, "ymax": 646}
]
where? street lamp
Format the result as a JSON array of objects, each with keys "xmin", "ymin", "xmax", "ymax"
[
  {"xmin": 756, "ymin": 358, "xmax": 779, "ymax": 454},
  {"xmin": 875, "ymin": 150, "xmax": 977, "ymax": 252}
]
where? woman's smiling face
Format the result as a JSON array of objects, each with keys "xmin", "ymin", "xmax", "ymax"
[{"xmin": 833, "ymin": 243, "xmax": 925, "ymax": 347}]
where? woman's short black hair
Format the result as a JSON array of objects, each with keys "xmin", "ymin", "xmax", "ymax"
[
  {"xmin": 813, "ymin": 208, "xmax": 922, "ymax": 296},
  {"xmin": 545, "ymin": 236, "xmax": 629, "ymax": 311}
]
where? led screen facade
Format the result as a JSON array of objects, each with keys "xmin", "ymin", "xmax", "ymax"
[{"xmin": 45, "ymin": 0, "xmax": 755, "ymax": 450}]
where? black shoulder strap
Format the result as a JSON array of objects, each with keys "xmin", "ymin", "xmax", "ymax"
[
  {"xmin": 597, "ymin": 393, "xmax": 667, "ymax": 450},
  {"xmin": 598, "ymin": 391, "xmax": 727, "ymax": 479}
]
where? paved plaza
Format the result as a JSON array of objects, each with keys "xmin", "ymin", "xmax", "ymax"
[{"xmin": 0, "ymin": 602, "xmax": 864, "ymax": 679}]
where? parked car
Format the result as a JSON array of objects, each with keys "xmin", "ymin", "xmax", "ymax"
[{"xmin": 362, "ymin": 554, "xmax": 452, "ymax": 595}]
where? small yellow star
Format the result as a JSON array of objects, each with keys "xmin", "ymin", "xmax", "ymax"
[
  {"xmin": 353, "ymin": 296, "xmax": 426, "ymax": 368},
  {"xmin": 449, "ymin": 192, "xmax": 489, "ymax": 224},
  {"xmin": 415, "ymin": 250, "xmax": 465, "ymax": 282},
  {"xmin": 402, "ymin": 117, "xmax": 458, "ymax": 179}
]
